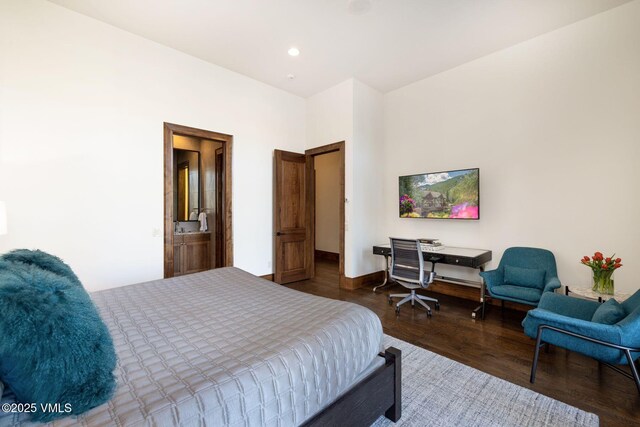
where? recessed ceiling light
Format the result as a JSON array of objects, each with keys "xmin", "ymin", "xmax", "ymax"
[{"xmin": 288, "ymin": 47, "xmax": 300, "ymax": 57}]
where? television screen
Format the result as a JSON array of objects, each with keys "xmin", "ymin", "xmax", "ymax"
[{"xmin": 399, "ymin": 168, "xmax": 479, "ymax": 219}]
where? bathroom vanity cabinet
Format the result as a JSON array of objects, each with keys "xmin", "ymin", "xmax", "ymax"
[{"xmin": 173, "ymin": 232, "xmax": 211, "ymax": 276}]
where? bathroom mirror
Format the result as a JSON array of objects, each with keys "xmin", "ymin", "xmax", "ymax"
[{"xmin": 173, "ymin": 148, "xmax": 200, "ymax": 221}]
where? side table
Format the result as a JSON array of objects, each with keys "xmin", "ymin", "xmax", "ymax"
[{"xmin": 565, "ymin": 285, "xmax": 630, "ymax": 303}]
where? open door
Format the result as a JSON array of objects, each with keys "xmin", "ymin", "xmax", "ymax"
[{"xmin": 274, "ymin": 150, "xmax": 313, "ymax": 284}]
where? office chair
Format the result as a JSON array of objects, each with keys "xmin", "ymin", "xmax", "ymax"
[{"xmin": 387, "ymin": 237, "xmax": 439, "ymax": 317}]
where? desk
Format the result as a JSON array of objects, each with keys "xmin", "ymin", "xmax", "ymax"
[{"xmin": 372, "ymin": 244, "xmax": 492, "ymax": 319}]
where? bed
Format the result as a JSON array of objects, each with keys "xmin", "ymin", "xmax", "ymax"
[{"xmin": 0, "ymin": 267, "xmax": 400, "ymax": 426}]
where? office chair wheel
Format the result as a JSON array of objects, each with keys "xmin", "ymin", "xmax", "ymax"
[
  {"xmin": 395, "ymin": 306, "xmax": 400, "ymax": 315},
  {"xmin": 388, "ymin": 297, "xmax": 393, "ymax": 305},
  {"xmin": 435, "ymin": 302, "xmax": 440, "ymax": 311},
  {"xmin": 427, "ymin": 310, "xmax": 432, "ymax": 318}
]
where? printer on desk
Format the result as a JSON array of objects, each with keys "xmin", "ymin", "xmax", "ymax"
[{"xmin": 419, "ymin": 238, "xmax": 445, "ymax": 252}]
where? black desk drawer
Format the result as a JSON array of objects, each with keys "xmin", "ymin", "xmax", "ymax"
[
  {"xmin": 373, "ymin": 246, "xmax": 389, "ymax": 256},
  {"xmin": 443, "ymin": 255, "xmax": 474, "ymax": 268}
]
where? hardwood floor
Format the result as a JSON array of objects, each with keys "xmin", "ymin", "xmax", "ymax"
[{"xmin": 285, "ymin": 260, "xmax": 640, "ymax": 427}]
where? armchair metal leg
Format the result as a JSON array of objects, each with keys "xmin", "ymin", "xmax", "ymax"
[
  {"xmin": 624, "ymin": 350, "xmax": 640, "ymax": 394},
  {"xmin": 530, "ymin": 327, "xmax": 544, "ymax": 384}
]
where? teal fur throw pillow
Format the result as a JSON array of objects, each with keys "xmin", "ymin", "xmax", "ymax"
[
  {"xmin": 0, "ymin": 252, "xmax": 116, "ymax": 422},
  {"xmin": 592, "ymin": 299, "xmax": 626, "ymax": 325},
  {"xmin": 1, "ymin": 249, "xmax": 82, "ymax": 287},
  {"xmin": 504, "ymin": 265, "xmax": 546, "ymax": 289}
]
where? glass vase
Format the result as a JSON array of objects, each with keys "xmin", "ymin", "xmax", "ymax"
[{"xmin": 592, "ymin": 269, "xmax": 614, "ymax": 295}]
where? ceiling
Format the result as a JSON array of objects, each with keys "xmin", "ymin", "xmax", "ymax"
[{"xmin": 48, "ymin": 0, "xmax": 631, "ymax": 98}]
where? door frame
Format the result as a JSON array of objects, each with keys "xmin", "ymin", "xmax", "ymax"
[
  {"xmin": 164, "ymin": 122, "xmax": 233, "ymax": 277},
  {"xmin": 305, "ymin": 141, "xmax": 345, "ymax": 285}
]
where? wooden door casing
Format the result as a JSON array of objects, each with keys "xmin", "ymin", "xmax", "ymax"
[
  {"xmin": 163, "ymin": 122, "xmax": 233, "ymax": 278},
  {"xmin": 215, "ymin": 147, "xmax": 224, "ymax": 268}
]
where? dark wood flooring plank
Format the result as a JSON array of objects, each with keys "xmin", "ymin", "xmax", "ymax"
[{"xmin": 284, "ymin": 260, "xmax": 640, "ymax": 427}]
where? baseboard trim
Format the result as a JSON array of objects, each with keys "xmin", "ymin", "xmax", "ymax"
[
  {"xmin": 342, "ymin": 270, "xmax": 385, "ymax": 290},
  {"xmin": 315, "ymin": 250, "xmax": 340, "ymax": 262},
  {"xmin": 427, "ymin": 280, "xmax": 530, "ymax": 312}
]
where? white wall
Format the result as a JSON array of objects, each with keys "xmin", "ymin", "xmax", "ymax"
[
  {"xmin": 314, "ymin": 151, "xmax": 340, "ymax": 254},
  {"xmin": 352, "ymin": 80, "xmax": 384, "ymax": 276},
  {"xmin": 306, "ymin": 80, "xmax": 354, "ymax": 273},
  {"xmin": 382, "ymin": 1, "xmax": 640, "ymax": 292},
  {"xmin": 306, "ymin": 79, "xmax": 384, "ymax": 278},
  {"xmin": 0, "ymin": 0, "xmax": 306, "ymax": 290}
]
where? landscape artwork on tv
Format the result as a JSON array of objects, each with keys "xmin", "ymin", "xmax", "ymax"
[{"xmin": 399, "ymin": 168, "xmax": 479, "ymax": 219}]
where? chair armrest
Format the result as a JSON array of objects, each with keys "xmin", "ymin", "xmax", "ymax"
[
  {"xmin": 525, "ymin": 308, "xmax": 622, "ymax": 345},
  {"xmin": 543, "ymin": 276, "xmax": 561, "ymax": 294},
  {"xmin": 538, "ymin": 292, "xmax": 600, "ymax": 321},
  {"xmin": 479, "ymin": 269, "xmax": 503, "ymax": 289}
]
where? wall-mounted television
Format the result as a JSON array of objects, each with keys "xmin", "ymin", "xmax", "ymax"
[{"xmin": 399, "ymin": 168, "xmax": 479, "ymax": 220}]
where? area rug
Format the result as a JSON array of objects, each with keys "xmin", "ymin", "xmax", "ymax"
[{"xmin": 371, "ymin": 335, "xmax": 599, "ymax": 427}]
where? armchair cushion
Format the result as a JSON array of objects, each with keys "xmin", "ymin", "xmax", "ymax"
[
  {"xmin": 538, "ymin": 292, "xmax": 599, "ymax": 321},
  {"xmin": 592, "ymin": 299, "xmax": 626, "ymax": 325},
  {"xmin": 490, "ymin": 285, "xmax": 541, "ymax": 303},
  {"xmin": 504, "ymin": 265, "xmax": 545, "ymax": 289}
]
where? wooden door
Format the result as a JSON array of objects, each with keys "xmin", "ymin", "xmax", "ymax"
[{"xmin": 274, "ymin": 150, "xmax": 312, "ymax": 284}]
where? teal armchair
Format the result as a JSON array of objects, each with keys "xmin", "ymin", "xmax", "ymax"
[
  {"xmin": 523, "ymin": 290, "xmax": 640, "ymax": 393},
  {"xmin": 478, "ymin": 247, "xmax": 561, "ymax": 317}
]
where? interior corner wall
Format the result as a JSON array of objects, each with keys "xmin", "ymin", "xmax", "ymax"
[
  {"xmin": 306, "ymin": 79, "xmax": 384, "ymax": 278},
  {"xmin": 306, "ymin": 79, "xmax": 355, "ymax": 275},
  {"xmin": 381, "ymin": 1, "xmax": 640, "ymax": 292},
  {"xmin": 351, "ymin": 81, "xmax": 384, "ymax": 277},
  {"xmin": 0, "ymin": 0, "xmax": 306, "ymax": 291}
]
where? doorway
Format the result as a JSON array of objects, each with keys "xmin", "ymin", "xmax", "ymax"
[
  {"xmin": 312, "ymin": 150, "xmax": 342, "ymax": 286},
  {"xmin": 273, "ymin": 141, "xmax": 345, "ymax": 286},
  {"xmin": 163, "ymin": 123, "xmax": 233, "ymax": 278}
]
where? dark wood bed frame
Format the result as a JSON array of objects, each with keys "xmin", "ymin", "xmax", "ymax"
[{"xmin": 303, "ymin": 347, "xmax": 401, "ymax": 426}]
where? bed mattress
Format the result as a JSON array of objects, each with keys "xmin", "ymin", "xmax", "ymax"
[{"xmin": 0, "ymin": 267, "xmax": 383, "ymax": 426}]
